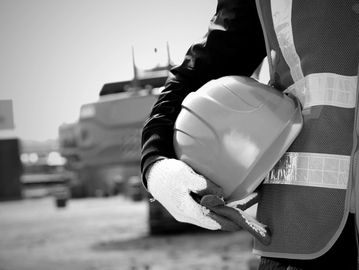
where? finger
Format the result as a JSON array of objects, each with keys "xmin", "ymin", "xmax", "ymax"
[
  {"xmin": 207, "ymin": 205, "xmax": 271, "ymax": 246},
  {"xmin": 176, "ymin": 195, "xmax": 222, "ymax": 230}
]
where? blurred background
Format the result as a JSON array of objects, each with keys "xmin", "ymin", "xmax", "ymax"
[{"xmin": 0, "ymin": 0, "xmax": 264, "ymax": 269}]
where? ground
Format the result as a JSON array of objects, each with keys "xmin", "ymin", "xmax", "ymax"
[{"xmin": 0, "ymin": 196, "xmax": 259, "ymax": 270}]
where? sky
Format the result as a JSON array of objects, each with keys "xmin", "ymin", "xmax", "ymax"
[{"xmin": 0, "ymin": 0, "xmax": 216, "ymax": 141}]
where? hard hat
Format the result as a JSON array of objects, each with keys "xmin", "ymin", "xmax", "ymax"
[{"xmin": 173, "ymin": 76, "xmax": 303, "ymax": 202}]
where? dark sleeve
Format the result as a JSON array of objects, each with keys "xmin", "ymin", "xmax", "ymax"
[{"xmin": 141, "ymin": 0, "xmax": 266, "ymax": 187}]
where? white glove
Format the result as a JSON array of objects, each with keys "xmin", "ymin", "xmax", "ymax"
[
  {"xmin": 147, "ymin": 158, "xmax": 225, "ymax": 230},
  {"xmin": 147, "ymin": 158, "xmax": 271, "ymax": 245}
]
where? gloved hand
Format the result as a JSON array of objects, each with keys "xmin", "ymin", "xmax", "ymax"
[
  {"xmin": 147, "ymin": 158, "xmax": 271, "ymax": 245},
  {"xmin": 147, "ymin": 158, "xmax": 240, "ymax": 231}
]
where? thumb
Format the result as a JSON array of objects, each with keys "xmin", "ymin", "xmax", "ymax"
[{"xmin": 180, "ymin": 161, "xmax": 224, "ymax": 197}]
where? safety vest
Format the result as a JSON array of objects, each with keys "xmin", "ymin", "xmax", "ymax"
[{"xmin": 254, "ymin": 0, "xmax": 359, "ymax": 259}]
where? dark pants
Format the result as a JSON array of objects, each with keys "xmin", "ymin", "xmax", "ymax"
[{"xmin": 258, "ymin": 214, "xmax": 358, "ymax": 270}]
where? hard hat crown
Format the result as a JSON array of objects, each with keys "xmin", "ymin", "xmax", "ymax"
[{"xmin": 174, "ymin": 76, "xmax": 303, "ymax": 202}]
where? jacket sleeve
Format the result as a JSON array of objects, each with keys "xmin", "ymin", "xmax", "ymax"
[{"xmin": 141, "ymin": 0, "xmax": 266, "ymax": 187}]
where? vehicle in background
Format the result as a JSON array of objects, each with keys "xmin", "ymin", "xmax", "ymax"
[
  {"xmin": 58, "ymin": 87, "xmax": 203, "ymax": 234},
  {"xmin": 126, "ymin": 175, "xmax": 147, "ymax": 202},
  {"xmin": 20, "ymin": 143, "xmax": 72, "ymax": 208},
  {"xmin": 59, "ymin": 89, "xmax": 158, "ymax": 199}
]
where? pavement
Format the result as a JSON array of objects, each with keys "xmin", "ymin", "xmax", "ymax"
[{"xmin": 0, "ymin": 196, "xmax": 259, "ymax": 270}]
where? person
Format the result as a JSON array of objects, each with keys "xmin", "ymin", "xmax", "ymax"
[{"xmin": 141, "ymin": 0, "xmax": 359, "ymax": 269}]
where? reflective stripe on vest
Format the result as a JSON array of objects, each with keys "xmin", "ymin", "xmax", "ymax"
[
  {"xmin": 285, "ymin": 74, "xmax": 357, "ymax": 110},
  {"xmin": 264, "ymin": 152, "xmax": 350, "ymax": 189},
  {"xmin": 271, "ymin": 0, "xmax": 304, "ymax": 82}
]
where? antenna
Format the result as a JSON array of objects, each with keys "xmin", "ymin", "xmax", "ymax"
[
  {"xmin": 166, "ymin": 41, "xmax": 172, "ymax": 69},
  {"xmin": 131, "ymin": 45, "xmax": 140, "ymax": 89}
]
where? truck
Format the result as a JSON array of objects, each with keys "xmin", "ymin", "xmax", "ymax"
[{"xmin": 20, "ymin": 140, "xmax": 72, "ymax": 207}]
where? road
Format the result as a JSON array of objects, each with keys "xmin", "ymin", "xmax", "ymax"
[{"xmin": 0, "ymin": 196, "xmax": 259, "ymax": 270}]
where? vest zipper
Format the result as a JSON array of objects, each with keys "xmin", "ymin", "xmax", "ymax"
[
  {"xmin": 350, "ymin": 69, "xmax": 359, "ymax": 213},
  {"xmin": 350, "ymin": 152, "xmax": 357, "ymax": 213}
]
